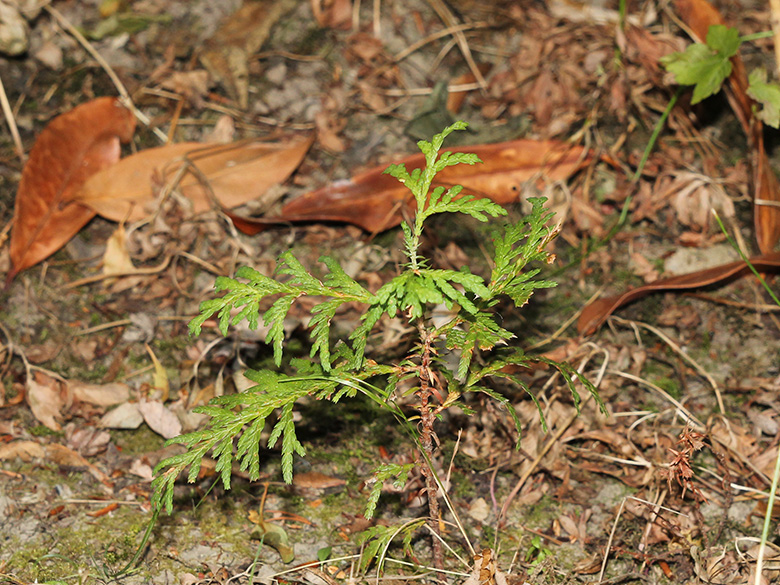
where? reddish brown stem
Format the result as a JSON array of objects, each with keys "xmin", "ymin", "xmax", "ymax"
[{"xmin": 415, "ymin": 321, "xmax": 445, "ymax": 574}]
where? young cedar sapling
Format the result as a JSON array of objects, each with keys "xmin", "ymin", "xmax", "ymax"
[{"xmin": 151, "ymin": 121, "xmax": 603, "ymax": 571}]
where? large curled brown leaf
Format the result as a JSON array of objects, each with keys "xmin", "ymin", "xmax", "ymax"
[
  {"xmin": 74, "ymin": 135, "xmax": 313, "ymax": 222},
  {"xmin": 272, "ymin": 139, "xmax": 588, "ymax": 233},
  {"xmin": 673, "ymin": 0, "xmax": 780, "ymax": 253},
  {"xmin": 577, "ymin": 252, "xmax": 780, "ymax": 335},
  {"xmin": 8, "ymin": 97, "xmax": 136, "ymax": 282}
]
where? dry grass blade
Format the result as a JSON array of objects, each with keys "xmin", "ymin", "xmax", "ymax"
[
  {"xmin": 0, "ymin": 74, "xmax": 24, "ymax": 163},
  {"xmin": 425, "ymin": 0, "xmax": 487, "ymax": 90},
  {"xmin": 43, "ymin": 4, "xmax": 167, "ymax": 144}
]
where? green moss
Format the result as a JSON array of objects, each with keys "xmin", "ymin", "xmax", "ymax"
[
  {"xmin": 154, "ymin": 336, "xmax": 191, "ymax": 354},
  {"xmin": 521, "ymin": 493, "xmax": 560, "ymax": 530},
  {"xmin": 651, "ymin": 376, "xmax": 681, "ymax": 399},
  {"xmin": 293, "ymin": 26, "xmax": 330, "ymax": 55},
  {"xmin": 451, "ymin": 472, "xmax": 477, "ymax": 499},
  {"xmin": 29, "ymin": 425, "xmax": 62, "ymax": 438},
  {"xmin": 82, "ymin": 362, "xmax": 109, "ymax": 382},
  {"xmin": 2, "ymin": 507, "xmax": 153, "ymax": 581},
  {"xmin": 111, "ymin": 425, "xmax": 165, "ymax": 456}
]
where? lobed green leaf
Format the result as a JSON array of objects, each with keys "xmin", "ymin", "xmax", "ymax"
[
  {"xmin": 747, "ymin": 68, "xmax": 780, "ymax": 128},
  {"xmin": 660, "ymin": 25, "xmax": 741, "ymax": 105}
]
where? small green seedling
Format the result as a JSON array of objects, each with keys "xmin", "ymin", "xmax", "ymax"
[
  {"xmin": 151, "ymin": 121, "xmax": 603, "ymax": 570},
  {"xmin": 525, "ymin": 534, "xmax": 553, "ymax": 567},
  {"xmin": 661, "ymin": 24, "xmax": 780, "ymax": 126}
]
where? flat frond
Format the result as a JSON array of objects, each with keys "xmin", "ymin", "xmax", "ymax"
[
  {"xmin": 533, "ymin": 356, "xmax": 606, "ymax": 415},
  {"xmin": 426, "ymin": 192, "xmax": 507, "ymax": 223},
  {"xmin": 268, "ymin": 404, "xmax": 306, "ymax": 483},
  {"xmin": 277, "ymin": 251, "xmax": 327, "ymax": 293},
  {"xmin": 455, "ymin": 313, "xmax": 514, "ymax": 380},
  {"xmin": 365, "ymin": 463, "xmax": 414, "ymax": 519},
  {"xmin": 309, "ymin": 299, "xmax": 340, "ymax": 371},
  {"xmin": 264, "ymin": 295, "xmax": 297, "ymax": 367}
]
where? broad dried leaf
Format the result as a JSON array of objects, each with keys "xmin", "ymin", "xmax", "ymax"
[
  {"xmin": 8, "ymin": 97, "xmax": 136, "ymax": 281},
  {"xmin": 26, "ymin": 371, "xmax": 66, "ymax": 431},
  {"xmin": 292, "ymin": 470, "xmax": 346, "ymax": 489},
  {"xmin": 311, "ymin": 0, "xmax": 352, "ymax": 30},
  {"xmin": 99, "ymin": 401, "xmax": 144, "ymax": 429},
  {"xmin": 66, "ymin": 426, "xmax": 111, "ymax": 457},
  {"xmin": 578, "ymin": 251, "xmax": 780, "ymax": 335},
  {"xmin": 277, "ymin": 139, "xmax": 588, "ymax": 233},
  {"xmin": 673, "ymin": 0, "xmax": 780, "ymax": 252},
  {"xmin": 102, "ymin": 224, "xmax": 135, "ymax": 276},
  {"xmin": 68, "ymin": 380, "xmax": 130, "ymax": 406},
  {"xmin": 249, "ymin": 517, "xmax": 295, "ymax": 563},
  {"xmin": 44, "ymin": 443, "xmax": 111, "ymax": 486},
  {"xmin": 146, "ymin": 343, "xmax": 170, "ymax": 402},
  {"xmin": 0, "ymin": 440, "xmax": 45, "ymax": 462},
  {"xmin": 74, "ymin": 135, "xmax": 313, "ymax": 222},
  {"xmin": 138, "ymin": 399, "xmax": 182, "ymax": 439}
]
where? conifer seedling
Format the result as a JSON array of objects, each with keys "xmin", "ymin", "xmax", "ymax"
[{"xmin": 152, "ymin": 121, "xmax": 603, "ymax": 571}]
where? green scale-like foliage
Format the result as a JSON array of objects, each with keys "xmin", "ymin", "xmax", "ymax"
[{"xmin": 153, "ymin": 121, "xmax": 604, "ymax": 521}]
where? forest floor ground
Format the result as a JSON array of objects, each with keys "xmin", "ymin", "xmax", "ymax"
[{"xmin": 1, "ymin": 0, "xmax": 780, "ymax": 584}]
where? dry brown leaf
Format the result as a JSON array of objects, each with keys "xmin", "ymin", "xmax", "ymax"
[
  {"xmin": 74, "ymin": 135, "xmax": 313, "ymax": 222},
  {"xmin": 159, "ymin": 70, "xmax": 210, "ymax": 106},
  {"xmin": 101, "ymin": 224, "xmax": 143, "ymax": 293},
  {"xmin": 0, "ymin": 440, "xmax": 45, "ymax": 461},
  {"xmin": 99, "ymin": 402, "xmax": 144, "ymax": 429},
  {"xmin": 44, "ymin": 443, "xmax": 111, "ymax": 486},
  {"xmin": 314, "ymin": 108, "xmax": 348, "ymax": 153},
  {"xmin": 65, "ymin": 424, "xmax": 111, "ymax": 457},
  {"xmin": 447, "ymin": 65, "xmax": 492, "ymax": 113},
  {"xmin": 26, "ymin": 371, "xmax": 67, "ymax": 431},
  {"xmin": 557, "ymin": 513, "xmax": 583, "ymax": 542},
  {"xmin": 630, "ymin": 252, "xmax": 659, "ymax": 283},
  {"xmin": 128, "ymin": 458, "xmax": 154, "ymax": 480},
  {"xmin": 102, "ymin": 225, "xmax": 135, "ymax": 276},
  {"xmin": 68, "ymin": 380, "xmax": 130, "ymax": 407},
  {"xmin": 25, "ymin": 341, "xmax": 60, "ymax": 363},
  {"xmin": 292, "ymin": 471, "xmax": 346, "ymax": 489},
  {"xmin": 666, "ymin": 172, "xmax": 735, "ymax": 232},
  {"xmin": 578, "ymin": 251, "xmax": 780, "ymax": 335},
  {"xmin": 138, "ymin": 399, "xmax": 182, "ymax": 440},
  {"xmin": 271, "ymin": 139, "xmax": 588, "ymax": 233},
  {"xmin": 311, "ymin": 0, "xmax": 352, "ymax": 29},
  {"xmin": 7, "ymin": 97, "xmax": 136, "ymax": 282},
  {"xmin": 145, "ymin": 343, "xmax": 169, "ymax": 402}
]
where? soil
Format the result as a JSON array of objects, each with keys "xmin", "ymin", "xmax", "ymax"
[{"xmin": 1, "ymin": 1, "xmax": 780, "ymax": 584}]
